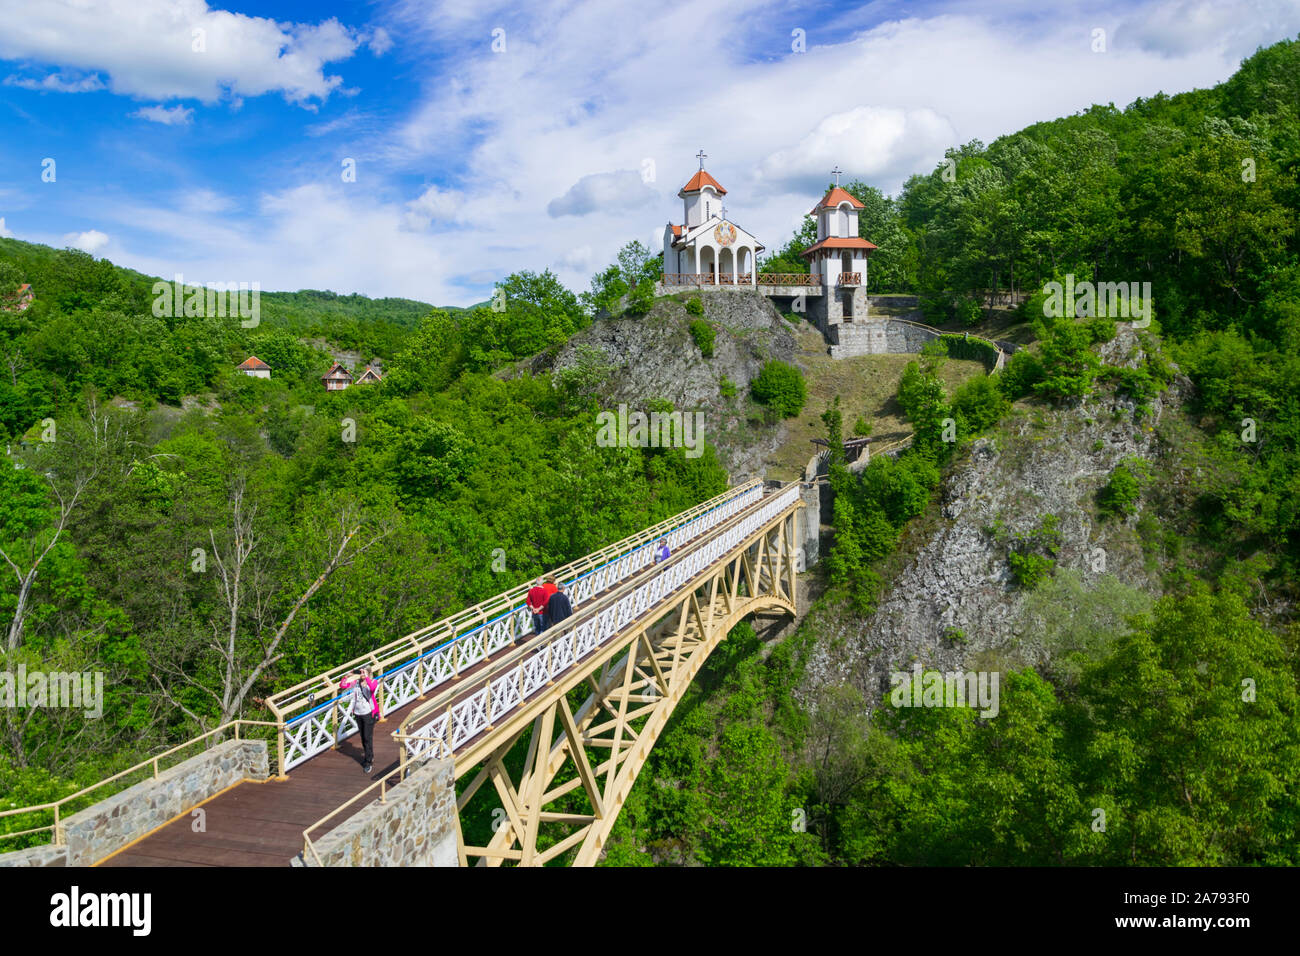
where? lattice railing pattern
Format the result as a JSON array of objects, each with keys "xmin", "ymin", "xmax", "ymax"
[
  {"xmin": 400, "ymin": 483, "xmax": 801, "ymax": 763},
  {"xmin": 280, "ymin": 483, "xmax": 765, "ymax": 769},
  {"xmin": 756, "ymin": 273, "xmax": 824, "ymax": 286}
]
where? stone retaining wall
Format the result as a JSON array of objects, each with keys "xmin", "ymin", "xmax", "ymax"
[
  {"xmin": 57, "ymin": 738, "xmax": 269, "ymax": 866},
  {"xmin": 297, "ymin": 757, "xmax": 458, "ymax": 867},
  {"xmin": 0, "ymin": 844, "xmax": 68, "ymax": 867},
  {"xmin": 829, "ymin": 318, "xmax": 939, "ymax": 358}
]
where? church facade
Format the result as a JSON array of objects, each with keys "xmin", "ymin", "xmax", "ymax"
[{"xmin": 661, "ymin": 163, "xmax": 764, "ymax": 287}]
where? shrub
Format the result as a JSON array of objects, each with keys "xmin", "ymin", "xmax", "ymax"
[
  {"xmin": 951, "ymin": 375, "xmax": 1008, "ymax": 434},
  {"xmin": 853, "ymin": 416, "xmax": 872, "ymax": 436},
  {"xmin": 689, "ymin": 319, "xmax": 716, "ymax": 358},
  {"xmin": 996, "ymin": 513, "xmax": 1062, "ymax": 589},
  {"xmin": 997, "ymin": 349, "xmax": 1044, "ymax": 400},
  {"xmin": 1086, "ymin": 315, "xmax": 1118, "ymax": 343},
  {"xmin": 1008, "ymin": 551, "xmax": 1055, "ymax": 588},
  {"xmin": 1032, "ymin": 317, "xmax": 1101, "ymax": 402},
  {"xmin": 719, "ymin": 376, "xmax": 737, "ymax": 399},
  {"xmin": 1018, "ymin": 288, "xmax": 1052, "ymax": 322},
  {"xmin": 750, "ymin": 360, "xmax": 806, "ymax": 418},
  {"xmin": 685, "ymin": 296, "xmax": 704, "ymax": 317},
  {"xmin": 939, "ymin": 333, "xmax": 999, "ymax": 367},
  {"xmin": 625, "ymin": 278, "xmax": 655, "ymax": 316},
  {"xmin": 1097, "ymin": 460, "xmax": 1146, "ymax": 519}
]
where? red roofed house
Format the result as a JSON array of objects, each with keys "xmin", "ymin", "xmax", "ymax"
[
  {"xmin": 355, "ymin": 364, "xmax": 383, "ymax": 385},
  {"xmin": 2, "ymin": 283, "xmax": 34, "ymax": 313},
  {"xmin": 661, "ymin": 152, "xmax": 764, "ymax": 288},
  {"xmin": 236, "ymin": 355, "xmax": 271, "ymax": 379},
  {"xmin": 322, "ymin": 363, "xmax": 353, "ymax": 390}
]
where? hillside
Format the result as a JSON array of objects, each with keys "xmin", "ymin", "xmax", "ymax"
[{"xmin": 801, "ymin": 325, "xmax": 1189, "ymax": 697}]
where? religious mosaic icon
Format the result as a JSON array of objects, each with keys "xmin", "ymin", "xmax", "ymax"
[{"xmin": 713, "ymin": 222, "xmax": 737, "ymax": 246}]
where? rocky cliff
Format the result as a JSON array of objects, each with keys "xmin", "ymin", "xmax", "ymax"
[
  {"xmin": 546, "ymin": 291, "xmax": 800, "ymax": 479},
  {"xmin": 800, "ymin": 326, "xmax": 1194, "ymax": 704}
]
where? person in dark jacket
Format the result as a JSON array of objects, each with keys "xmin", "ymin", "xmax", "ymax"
[{"xmin": 543, "ymin": 581, "xmax": 574, "ymax": 630}]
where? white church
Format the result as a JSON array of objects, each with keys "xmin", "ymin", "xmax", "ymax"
[
  {"xmin": 661, "ymin": 153, "xmax": 764, "ymax": 286},
  {"xmin": 660, "ymin": 154, "xmax": 877, "ymax": 336}
]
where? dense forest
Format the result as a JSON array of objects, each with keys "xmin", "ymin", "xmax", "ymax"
[{"xmin": 3, "ymin": 37, "xmax": 1300, "ymax": 866}]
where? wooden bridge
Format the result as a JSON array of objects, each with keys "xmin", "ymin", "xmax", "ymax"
[{"xmin": 1, "ymin": 480, "xmax": 803, "ymax": 867}]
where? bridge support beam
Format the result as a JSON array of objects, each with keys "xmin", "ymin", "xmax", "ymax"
[{"xmin": 452, "ymin": 505, "xmax": 799, "ymax": 866}]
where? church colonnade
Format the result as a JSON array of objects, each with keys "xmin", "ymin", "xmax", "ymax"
[{"xmin": 688, "ymin": 241, "xmax": 757, "ymax": 286}]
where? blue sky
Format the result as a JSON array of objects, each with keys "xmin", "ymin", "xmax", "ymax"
[{"xmin": 1, "ymin": 0, "xmax": 1297, "ymax": 306}]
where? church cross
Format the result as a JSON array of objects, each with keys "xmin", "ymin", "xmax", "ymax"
[
  {"xmin": 831, "ymin": 165, "xmax": 843, "ymax": 186},
  {"xmin": 696, "ymin": 148, "xmax": 707, "ymax": 169},
  {"xmin": 720, "ymin": 204, "xmax": 728, "ymax": 221}
]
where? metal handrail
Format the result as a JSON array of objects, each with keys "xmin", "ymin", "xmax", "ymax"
[
  {"xmin": 266, "ymin": 480, "xmax": 759, "ymax": 720},
  {"xmin": 268, "ymin": 481, "xmax": 765, "ymax": 774},
  {"xmin": 394, "ymin": 484, "xmax": 803, "ymax": 765}
]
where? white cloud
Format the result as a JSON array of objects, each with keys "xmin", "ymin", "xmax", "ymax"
[
  {"xmin": 177, "ymin": 188, "xmax": 235, "ymax": 215},
  {"xmin": 368, "ymin": 27, "xmax": 394, "ymax": 56},
  {"xmin": 757, "ymin": 107, "xmax": 956, "ymax": 195},
  {"xmin": 3, "ymin": 71, "xmax": 105, "ymax": 93},
  {"xmin": 64, "ymin": 229, "xmax": 109, "ymax": 254},
  {"xmin": 1117, "ymin": 0, "xmax": 1300, "ymax": 57},
  {"xmin": 556, "ymin": 245, "xmax": 596, "ymax": 273},
  {"xmin": 0, "ymin": 217, "xmax": 13, "ymax": 238},
  {"xmin": 403, "ymin": 184, "xmax": 469, "ymax": 230},
  {"xmin": 130, "ymin": 104, "xmax": 194, "ymax": 125},
  {"xmin": 547, "ymin": 170, "xmax": 658, "ymax": 217},
  {"xmin": 0, "ymin": 0, "xmax": 359, "ymax": 105}
]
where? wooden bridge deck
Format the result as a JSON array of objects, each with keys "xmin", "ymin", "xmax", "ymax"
[{"xmin": 97, "ymin": 695, "xmax": 424, "ymax": 867}]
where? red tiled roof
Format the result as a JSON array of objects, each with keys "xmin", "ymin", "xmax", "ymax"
[
  {"xmin": 356, "ymin": 366, "xmax": 383, "ymax": 383},
  {"xmin": 670, "ymin": 224, "xmax": 683, "ymax": 237},
  {"xmin": 321, "ymin": 362, "xmax": 352, "ymax": 381},
  {"xmin": 800, "ymin": 237, "xmax": 878, "ymax": 256},
  {"xmin": 236, "ymin": 356, "xmax": 271, "ymax": 370},
  {"xmin": 808, "ymin": 186, "xmax": 866, "ymax": 215},
  {"xmin": 679, "ymin": 169, "xmax": 726, "ymax": 196}
]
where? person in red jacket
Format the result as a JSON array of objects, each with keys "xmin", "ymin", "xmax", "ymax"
[
  {"xmin": 340, "ymin": 665, "xmax": 381, "ymax": 774},
  {"xmin": 526, "ymin": 578, "xmax": 548, "ymax": 638}
]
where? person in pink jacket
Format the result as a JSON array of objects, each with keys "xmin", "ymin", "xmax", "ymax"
[{"xmin": 340, "ymin": 665, "xmax": 382, "ymax": 774}]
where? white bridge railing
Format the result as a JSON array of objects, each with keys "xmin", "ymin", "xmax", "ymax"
[
  {"xmin": 278, "ymin": 482, "xmax": 765, "ymax": 770},
  {"xmin": 398, "ymin": 483, "xmax": 801, "ymax": 763}
]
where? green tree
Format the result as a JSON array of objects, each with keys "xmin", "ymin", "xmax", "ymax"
[{"xmin": 750, "ymin": 360, "xmax": 806, "ymax": 418}]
